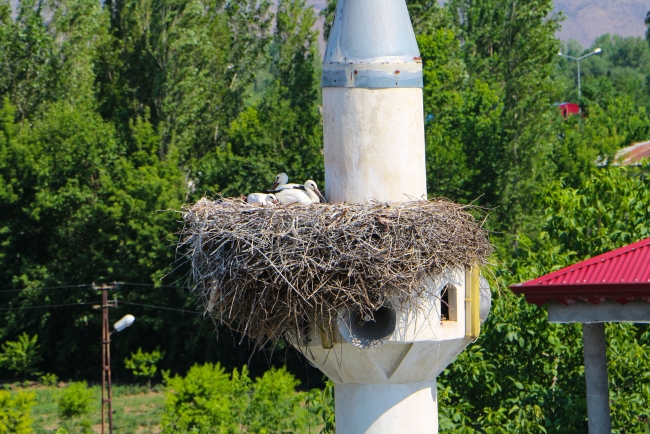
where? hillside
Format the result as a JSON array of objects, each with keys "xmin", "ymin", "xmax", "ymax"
[
  {"xmin": 304, "ymin": 0, "xmax": 650, "ymax": 51},
  {"xmin": 554, "ymin": 0, "xmax": 650, "ymax": 46}
]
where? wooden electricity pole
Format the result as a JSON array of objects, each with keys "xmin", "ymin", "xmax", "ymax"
[{"xmin": 93, "ymin": 283, "xmax": 119, "ymax": 434}]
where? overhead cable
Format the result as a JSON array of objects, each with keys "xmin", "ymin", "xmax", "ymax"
[
  {"xmin": 117, "ymin": 301, "xmax": 202, "ymax": 315},
  {"xmin": 0, "ymin": 284, "xmax": 93, "ymax": 294},
  {"xmin": 0, "ymin": 302, "xmax": 95, "ymax": 311},
  {"xmin": 0, "ymin": 282, "xmax": 185, "ymax": 294}
]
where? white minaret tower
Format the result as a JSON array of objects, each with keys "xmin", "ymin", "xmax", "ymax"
[
  {"xmin": 322, "ymin": 0, "xmax": 426, "ymax": 203},
  {"xmin": 292, "ymin": 1, "xmax": 490, "ymax": 433}
]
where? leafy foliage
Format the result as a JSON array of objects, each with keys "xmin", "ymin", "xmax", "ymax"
[
  {"xmin": 40, "ymin": 373, "xmax": 59, "ymax": 387},
  {"xmin": 437, "ymin": 164, "xmax": 650, "ymax": 433},
  {"xmin": 0, "ymin": 390, "xmax": 34, "ymax": 434},
  {"xmin": 306, "ymin": 380, "xmax": 335, "ymax": 434},
  {"xmin": 124, "ymin": 347, "xmax": 164, "ymax": 387},
  {"xmin": 0, "ymin": 0, "xmax": 322, "ymax": 383},
  {"xmin": 2, "ymin": 0, "xmax": 650, "ymax": 430},
  {"xmin": 0, "ymin": 333, "xmax": 41, "ymax": 380},
  {"xmin": 58, "ymin": 382, "xmax": 94, "ymax": 419},
  {"xmin": 161, "ymin": 363, "xmax": 309, "ymax": 433}
]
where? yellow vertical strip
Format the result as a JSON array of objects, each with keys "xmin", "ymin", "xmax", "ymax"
[
  {"xmin": 319, "ymin": 316, "xmax": 335, "ymax": 349},
  {"xmin": 470, "ymin": 265, "xmax": 481, "ymax": 338},
  {"xmin": 465, "ymin": 266, "xmax": 481, "ymax": 339}
]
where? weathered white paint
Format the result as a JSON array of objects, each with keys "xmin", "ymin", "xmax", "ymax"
[
  {"xmin": 292, "ymin": 2, "xmax": 485, "ymax": 432},
  {"xmin": 295, "ymin": 269, "xmax": 471, "ymax": 385},
  {"xmin": 548, "ymin": 300, "xmax": 650, "ymax": 323},
  {"xmin": 323, "ymin": 87, "xmax": 427, "ymax": 203},
  {"xmin": 335, "ymin": 382, "xmax": 438, "ymax": 434},
  {"xmin": 582, "ymin": 323, "xmax": 612, "ymax": 434}
]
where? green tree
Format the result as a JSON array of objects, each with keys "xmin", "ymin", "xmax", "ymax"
[
  {"xmin": 161, "ymin": 363, "xmax": 309, "ymax": 433},
  {"xmin": 558, "ymin": 35, "xmax": 650, "ymax": 109},
  {"xmin": 0, "ymin": 390, "xmax": 35, "ymax": 434},
  {"xmin": 124, "ymin": 347, "xmax": 164, "ymax": 389},
  {"xmin": 199, "ymin": 0, "xmax": 323, "ymax": 197},
  {"xmin": 446, "ymin": 0, "xmax": 562, "ymax": 234},
  {"xmin": 306, "ymin": 380, "xmax": 335, "ymax": 434},
  {"xmin": 58, "ymin": 381, "xmax": 94, "ymax": 419},
  {"xmin": 438, "ymin": 164, "xmax": 650, "ymax": 432},
  {"xmin": 245, "ymin": 366, "xmax": 307, "ymax": 433},
  {"xmin": 161, "ymin": 363, "xmax": 252, "ymax": 433},
  {"xmin": 0, "ymin": 333, "xmax": 41, "ymax": 380},
  {"xmin": 0, "ymin": 0, "xmax": 316, "ymax": 383}
]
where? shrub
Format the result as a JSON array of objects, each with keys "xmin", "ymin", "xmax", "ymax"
[
  {"xmin": 161, "ymin": 363, "xmax": 308, "ymax": 434},
  {"xmin": 58, "ymin": 382, "xmax": 93, "ymax": 419},
  {"xmin": 307, "ymin": 380, "xmax": 335, "ymax": 434},
  {"xmin": 124, "ymin": 347, "xmax": 164, "ymax": 389},
  {"xmin": 0, "ymin": 334, "xmax": 42, "ymax": 380},
  {"xmin": 246, "ymin": 367, "xmax": 307, "ymax": 433},
  {"xmin": 40, "ymin": 373, "xmax": 59, "ymax": 386},
  {"xmin": 0, "ymin": 390, "xmax": 35, "ymax": 434}
]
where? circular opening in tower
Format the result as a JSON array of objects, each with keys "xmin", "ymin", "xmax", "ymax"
[{"xmin": 339, "ymin": 304, "xmax": 397, "ymax": 349}]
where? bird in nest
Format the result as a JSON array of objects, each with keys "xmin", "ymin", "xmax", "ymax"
[
  {"xmin": 266, "ymin": 172, "xmax": 326, "ymax": 206},
  {"xmin": 246, "ymin": 193, "xmax": 279, "ymax": 206}
]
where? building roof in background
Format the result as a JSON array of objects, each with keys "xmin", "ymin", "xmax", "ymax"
[
  {"xmin": 612, "ymin": 140, "xmax": 650, "ymax": 166},
  {"xmin": 596, "ymin": 140, "xmax": 650, "ymax": 167},
  {"xmin": 510, "ymin": 237, "xmax": 650, "ymax": 305}
]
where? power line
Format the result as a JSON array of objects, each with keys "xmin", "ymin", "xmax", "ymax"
[
  {"xmin": 0, "ymin": 284, "xmax": 93, "ymax": 294},
  {"xmin": 118, "ymin": 301, "xmax": 202, "ymax": 315},
  {"xmin": 0, "ymin": 282, "xmax": 185, "ymax": 294},
  {"xmin": 0, "ymin": 300, "xmax": 202, "ymax": 315},
  {"xmin": 0, "ymin": 302, "xmax": 95, "ymax": 311},
  {"xmin": 121, "ymin": 282, "xmax": 185, "ymax": 289}
]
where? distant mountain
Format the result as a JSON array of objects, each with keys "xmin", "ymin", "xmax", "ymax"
[
  {"xmin": 553, "ymin": 0, "xmax": 650, "ymax": 47},
  {"xmin": 307, "ymin": 0, "xmax": 650, "ymax": 54},
  {"xmin": 8, "ymin": 0, "xmax": 647, "ymax": 54}
]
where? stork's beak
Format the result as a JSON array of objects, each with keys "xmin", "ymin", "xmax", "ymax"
[
  {"xmin": 315, "ymin": 188, "xmax": 326, "ymax": 203},
  {"xmin": 271, "ymin": 181, "xmax": 279, "ymax": 190}
]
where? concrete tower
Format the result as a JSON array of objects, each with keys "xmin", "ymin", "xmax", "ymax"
[{"xmin": 292, "ymin": 1, "xmax": 490, "ymax": 432}]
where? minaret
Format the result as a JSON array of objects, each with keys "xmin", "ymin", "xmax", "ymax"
[
  {"xmin": 322, "ymin": 0, "xmax": 426, "ymax": 204},
  {"xmin": 292, "ymin": 1, "xmax": 488, "ymax": 432}
]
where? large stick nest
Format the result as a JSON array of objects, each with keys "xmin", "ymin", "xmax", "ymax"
[{"xmin": 180, "ymin": 198, "xmax": 492, "ymax": 345}]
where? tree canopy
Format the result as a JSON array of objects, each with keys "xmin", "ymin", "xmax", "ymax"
[{"xmin": 1, "ymin": 0, "xmax": 650, "ymax": 430}]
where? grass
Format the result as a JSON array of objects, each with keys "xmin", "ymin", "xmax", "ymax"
[
  {"xmin": 3, "ymin": 380, "xmax": 326, "ymax": 433},
  {"xmin": 29, "ymin": 384, "xmax": 163, "ymax": 433}
]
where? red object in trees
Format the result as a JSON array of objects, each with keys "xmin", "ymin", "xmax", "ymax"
[
  {"xmin": 558, "ymin": 102, "xmax": 580, "ymax": 119},
  {"xmin": 510, "ymin": 238, "xmax": 650, "ymax": 306}
]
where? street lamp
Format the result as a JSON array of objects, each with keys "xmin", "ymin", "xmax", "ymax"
[
  {"xmin": 99, "ymin": 313, "xmax": 135, "ymax": 434},
  {"xmin": 558, "ymin": 47, "xmax": 602, "ymax": 100},
  {"xmin": 93, "ymin": 281, "xmax": 135, "ymax": 434}
]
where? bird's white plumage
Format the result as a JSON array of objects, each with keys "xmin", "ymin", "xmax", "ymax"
[
  {"xmin": 302, "ymin": 180, "xmax": 326, "ymax": 203},
  {"xmin": 271, "ymin": 172, "xmax": 302, "ymax": 191},
  {"xmin": 246, "ymin": 193, "xmax": 278, "ymax": 206},
  {"xmin": 274, "ymin": 188, "xmax": 313, "ymax": 206},
  {"xmin": 274, "ymin": 180, "xmax": 326, "ymax": 205}
]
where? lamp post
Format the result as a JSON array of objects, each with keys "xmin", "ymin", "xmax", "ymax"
[
  {"xmin": 558, "ymin": 47, "xmax": 602, "ymax": 100},
  {"xmin": 93, "ymin": 282, "xmax": 134, "ymax": 434}
]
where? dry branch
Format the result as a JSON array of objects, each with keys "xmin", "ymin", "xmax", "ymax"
[{"xmin": 180, "ymin": 197, "xmax": 492, "ymax": 345}]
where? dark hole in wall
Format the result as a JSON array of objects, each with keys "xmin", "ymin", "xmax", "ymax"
[{"xmin": 441, "ymin": 284, "xmax": 450, "ymax": 320}]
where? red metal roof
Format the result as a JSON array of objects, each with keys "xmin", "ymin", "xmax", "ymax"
[
  {"xmin": 614, "ymin": 140, "xmax": 650, "ymax": 166},
  {"xmin": 597, "ymin": 140, "xmax": 650, "ymax": 167},
  {"xmin": 510, "ymin": 237, "xmax": 650, "ymax": 306}
]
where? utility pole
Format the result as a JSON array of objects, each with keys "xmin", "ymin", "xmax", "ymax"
[{"xmin": 93, "ymin": 282, "xmax": 120, "ymax": 434}]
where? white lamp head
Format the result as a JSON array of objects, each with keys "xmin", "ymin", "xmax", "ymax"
[
  {"xmin": 594, "ymin": 47, "xmax": 602, "ymax": 54},
  {"xmin": 114, "ymin": 314, "xmax": 135, "ymax": 332}
]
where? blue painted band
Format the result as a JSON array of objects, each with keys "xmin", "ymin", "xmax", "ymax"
[{"xmin": 322, "ymin": 69, "xmax": 423, "ymax": 88}]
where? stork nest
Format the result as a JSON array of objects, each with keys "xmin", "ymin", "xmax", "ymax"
[{"xmin": 180, "ymin": 197, "xmax": 492, "ymax": 345}]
